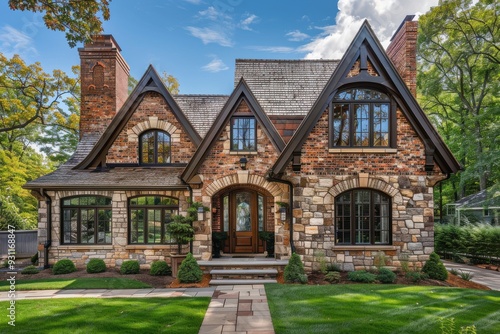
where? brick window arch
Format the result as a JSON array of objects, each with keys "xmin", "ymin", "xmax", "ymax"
[{"xmin": 139, "ymin": 130, "xmax": 171, "ymax": 164}]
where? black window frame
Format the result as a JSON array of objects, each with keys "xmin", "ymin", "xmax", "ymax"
[
  {"xmin": 330, "ymin": 88, "xmax": 395, "ymax": 148},
  {"xmin": 139, "ymin": 129, "xmax": 171, "ymax": 165},
  {"xmin": 61, "ymin": 195, "xmax": 112, "ymax": 245},
  {"xmin": 335, "ymin": 189, "xmax": 392, "ymax": 245},
  {"xmin": 230, "ymin": 117, "xmax": 257, "ymax": 152},
  {"xmin": 128, "ymin": 195, "xmax": 179, "ymax": 245}
]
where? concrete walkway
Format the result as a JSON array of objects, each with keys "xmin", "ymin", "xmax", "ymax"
[
  {"xmin": 0, "ymin": 284, "xmax": 275, "ymax": 333},
  {"xmin": 443, "ymin": 260, "xmax": 500, "ymax": 291}
]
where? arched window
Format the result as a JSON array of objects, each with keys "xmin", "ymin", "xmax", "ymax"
[
  {"xmin": 335, "ymin": 189, "xmax": 391, "ymax": 245},
  {"xmin": 139, "ymin": 130, "xmax": 171, "ymax": 164},
  {"xmin": 330, "ymin": 88, "xmax": 391, "ymax": 147},
  {"xmin": 129, "ymin": 196, "xmax": 178, "ymax": 244},
  {"xmin": 61, "ymin": 196, "xmax": 112, "ymax": 244}
]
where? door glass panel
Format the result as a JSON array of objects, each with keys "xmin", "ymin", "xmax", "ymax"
[
  {"xmin": 223, "ymin": 195, "xmax": 229, "ymax": 231},
  {"xmin": 258, "ymin": 195, "xmax": 264, "ymax": 231},
  {"xmin": 235, "ymin": 192, "xmax": 251, "ymax": 232}
]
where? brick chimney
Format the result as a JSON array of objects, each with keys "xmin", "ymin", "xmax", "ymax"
[
  {"xmin": 386, "ymin": 16, "xmax": 418, "ymax": 97},
  {"xmin": 78, "ymin": 35, "xmax": 130, "ymax": 139}
]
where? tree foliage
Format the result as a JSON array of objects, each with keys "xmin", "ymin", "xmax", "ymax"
[
  {"xmin": 8, "ymin": 0, "xmax": 111, "ymax": 48},
  {"xmin": 418, "ymin": 0, "xmax": 500, "ymax": 204}
]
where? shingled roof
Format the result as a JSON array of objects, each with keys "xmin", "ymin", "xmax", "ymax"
[{"xmin": 175, "ymin": 95, "xmax": 229, "ymax": 137}]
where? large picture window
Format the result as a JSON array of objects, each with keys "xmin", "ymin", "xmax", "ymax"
[
  {"xmin": 331, "ymin": 88, "xmax": 391, "ymax": 147},
  {"xmin": 139, "ymin": 130, "xmax": 171, "ymax": 164},
  {"xmin": 231, "ymin": 117, "xmax": 256, "ymax": 151},
  {"xmin": 335, "ymin": 189, "xmax": 391, "ymax": 245},
  {"xmin": 62, "ymin": 196, "xmax": 112, "ymax": 244},
  {"xmin": 129, "ymin": 196, "xmax": 178, "ymax": 244}
]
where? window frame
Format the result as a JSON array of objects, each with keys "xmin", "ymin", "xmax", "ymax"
[
  {"xmin": 230, "ymin": 116, "xmax": 257, "ymax": 152},
  {"xmin": 139, "ymin": 129, "xmax": 171, "ymax": 165},
  {"xmin": 61, "ymin": 195, "xmax": 112, "ymax": 245},
  {"xmin": 335, "ymin": 189, "xmax": 392, "ymax": 245},
  {"xmin": 128, "ymin": 195, "xmax": 179, "ymax": 245},
  {"xmin": 329, "ymin": 88, "xmax": 396, "ymax": 148}
]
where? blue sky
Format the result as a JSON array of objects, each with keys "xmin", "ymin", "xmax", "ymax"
[{"xmin": 2, "ymin": 0, "xmax": 438, "ymax": 94}]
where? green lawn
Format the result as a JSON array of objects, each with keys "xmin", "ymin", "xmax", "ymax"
[
  {"xmin": 266, "ymin": 284, "xmax": 500, "ymax": 334},
  {"xmin": 0, "ymin": 297, "xmax": 210, "ymax": 334},
  {"xmin": 0, "ymin": 277, "xmax": 151, "ymax": 290}
]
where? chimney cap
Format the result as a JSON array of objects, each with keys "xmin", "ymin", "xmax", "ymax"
[
  {"xmin": 390, "ymin": 15, "xmax": 416, "ymax": 42},
  {"xmin": 83, "ymin": 34, "xmax": 122, "ymax": 51}
]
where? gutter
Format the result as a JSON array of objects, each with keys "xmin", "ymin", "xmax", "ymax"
[
  {"xmin": 41, "ymin": 189, "xmax": 52, "ymax": 269},
  {"xmin": 266, "ymin": 170, "xmax": 296, "ymax": 254}
]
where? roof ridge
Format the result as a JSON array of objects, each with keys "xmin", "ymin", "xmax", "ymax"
[{"xmin": 235, "ymin": 59, "xmax": 340, "ymax": 62}]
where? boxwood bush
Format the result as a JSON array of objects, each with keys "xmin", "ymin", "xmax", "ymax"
[
  {"xmin": 150, "ymin": 260, "xmax": 172, "ymax": 276},
  {"xmin": 377, "ymin": 268, "xmax": 396, "ymax": 283},
  {"xmin": 347, "ymin": 270, "xmax": 377, "ymax": 283},
  {"xmin": 86, "ymin": 258, "xmax": 106, "ymax": 273},
  {"xmin": 177, "ymin": 253, "xmax": 203, "ymax": 283},
  {"xmin": 53, "ymin": 259, "xmax": 77, "ymax": 275},
  {"xmin": 422, "ymin": 252, "xmax": 448, "ymax": 281},
  {"xmin": 120, "ymin": 260, "xmax": 140, "ymax": 274},
  {"xmin": 325, "ymin": 271, "xmax": 341, "ymax": 284},
  {"xmin": 21, "ymin": 265, "xmax": 39, "ymax": 275}
]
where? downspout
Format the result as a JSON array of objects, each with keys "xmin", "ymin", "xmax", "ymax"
[
  {"xmin": 41, "ymin": 189, "xmax": 52, "ymax": 269},
  {"xmin": 187, "ymin": 185, "xmax": 194, "ymax": 254},
  {"xmin": 266, "ymin": 171, "xmax": 295, "ymax": 254}
]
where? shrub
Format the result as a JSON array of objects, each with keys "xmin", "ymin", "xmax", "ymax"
[
  {"xmin": 459, "ymin": 270, "xmax": 474, "ymax": 281},
  {"xmin": 405, "ymin": 271, "xmax": 428, "ymax": 282},
  {"xmin": 86, "ymin": 258, "xmax": 106, "ymax": 273},
  {"xmin": 150, "ymin": 260, "xmax": 172, "ymax": 276},
  {"xmin": 325, "ymin": 271, "xmax": 341, "ymax": 284},
  {"xmin": 177, "ymin": 253, "xmax": 203, "ymax": 283},
  {"xmin": 422, "ymin": 252, "xmax": 448, "ymax": 281},
  {"xmin": 120, "ymin": 260, "xmax": 140, "ymax": 274},
  {"xmin": 377, "ymin": 268, "xmax": 396, "ymax": 283},
  {"xmin": 21, "ymin": 265, "xmax": 39, "ymax": 275},
  {"xmin": 326, "ymin": 262, "xmax": 342, "ymax": 272},
  {"xmin": 284, "ymin": 253, "xmax": 307, "ymax": 284},
  {"xmin": 31, "ymin": 252, "xmax": 39, "ymax": 265},
  {"xmin": 52, "ymin": 259, "xmax": 76, "ymax": 275},
  {"xmin": 347, "ymin": 270, "xmax": 377, "ymax": 283},
  {"xmin": 449, "ymin": 268, "xmax": 459, "ymax": 276}
]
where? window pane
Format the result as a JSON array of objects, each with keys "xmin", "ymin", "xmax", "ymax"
[
  {"xmin": 235, "ymin": 192, "xmax": 251, "ymax": 231},
  {"xmin": 97, "ymin": 209, "xmax": 112, "ymax": 244},
  {"xmin": 354, "ymin": 104, "xmax": 370, "ymax": 146},
  {"xmin": 163, "ymin": 210, "xmax": 175, "ymax": 243},
  {"xmin": 80, "ymin": 209, "xmax": 95, "ymax": 244},
  {"xmin": 141, "ymin": 131, "xmax": 155, "ymax": 164},
  {"xmin": 157, "ymin": 132, "xmax": 171, "ymax": 164},
  {"xmin": 63, "ymin": 209, "xmax": 78, "ymax": 244},
  {"xmin": 232, "ymin": 118, "xmax": 256, "ymax": 151},
  {"xmin": 130, "ymin": 209, "xmax": 144, "ymax": 243},
  {"xmin": 258, "ymin": 195, "xmax": 264, "ymax": 231},
  {"xmin": 373, "ymin": 103, "xmax": 389, "ymax": 146},
  {"xmin": 333, "ymin": 104, "xmax": 350, "ymax": 146},
  {"xmin": 148, "ymin": 209, "xmax": 162, "ymax": 244}
]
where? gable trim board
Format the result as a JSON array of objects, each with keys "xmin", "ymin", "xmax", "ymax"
[
  {"xmin": 270, "ymin": 20, "xmax": 461, "ymax": 177},
  {"xmin": 75, "ymin": 65, "xmax": 202, "ymax": 170}
]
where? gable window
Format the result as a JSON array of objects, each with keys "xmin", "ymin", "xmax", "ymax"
[
  {"xmin": 140, "ymin": 130, "xmax": 171, "ymax": 164},
  {"xmin": 61, "ymin": 196, "xmax": 112, "ymax": 244},
  {"xmin": 331, "ymin": 88, "xmax": 391, "ymax": 147},
  {"xmin": 129, "ymin": 196, "xmax": 178, "ymax": 244},
  {"xmin": 231, "ymin": 117, "xmax": 256, "ymax": 151},
  {"xmin": 335, "ymin": 189, "xmax": 391, "ymax": 245}
]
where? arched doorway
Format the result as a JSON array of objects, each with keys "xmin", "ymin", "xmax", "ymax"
[{"xmin": 213, "ymin": 186, "xmax": 273, "ymax": 254}]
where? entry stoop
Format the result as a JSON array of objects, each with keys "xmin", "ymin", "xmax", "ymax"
[{"xmin": 198, "ymin": 257, "xmax": 288, "ymax": 285}]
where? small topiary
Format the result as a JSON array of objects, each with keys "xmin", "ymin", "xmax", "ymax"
[
  {"xmin": 150, "ymin": 260, "xmax": 172, "ymax": 276},
  {"xmin": 86, "ymin": 258, "xmax": 106, "ymax": 273},
  {"xmin": 325, "ymin": 271, "xmax": 341, "ymax": 284},
  {"xmin": 52, "ymin": 259, "xmax": 77, "ymax": 275},
  {"xmin": 284, "ymin": 253, "xmax": 307, "ymax": 284},
  {"xmin": 177, "ymin": 253, "xmax": 203, "ymax": 283},
  {"xmin": 347, "ymin": 270, "xmax": 377, "ymax": 283},
  {"xmin": 120, "ymin": 260, "xmax": 140, "ymax": 274},
  {"xmin": 377, "ymin": 268, "xmax": 396, "ymax": 283},
  {"xmin": 422, "ymin": 252, "xmax": 448, "ymax": 281},
  {"xmin": 31, "ymin": 252, "xmax": 39, "ymax": 265},
  {"xmin": 21, "ymin": 265, "xmax": 39, "ymax": 275}
]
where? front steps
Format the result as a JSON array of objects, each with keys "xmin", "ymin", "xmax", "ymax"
[{"xmin": 198, "ymin": 257, "xmax": 288, "ymax": 285}]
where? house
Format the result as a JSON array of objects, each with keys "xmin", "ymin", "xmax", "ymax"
[
  {"xmin": 25, "ymin": 18, "xmax": 461, "ymax": 273},
  {"xmin": 445, "ymin": 187, "xmax": 500, "ymax": 225}
]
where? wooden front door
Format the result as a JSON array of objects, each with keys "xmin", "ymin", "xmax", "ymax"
[{"xmin": 232, "ymin": 191, "xmax": 255, "ymax": 253}]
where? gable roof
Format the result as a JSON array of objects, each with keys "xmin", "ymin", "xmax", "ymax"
[
  {"xmin": 271, "ymin": 20, "xmax": 461, "ymax": 176},
  {"xmin": 175, "ymin": 95, "xmax": 229, "ymax": 137},
  {"xmin": 75, "ymin": 65, "xmax": 202, "ymax": 169},
  {"xmin": 182, "ymin": 78, "xmax": 286, "ymax": 182}
]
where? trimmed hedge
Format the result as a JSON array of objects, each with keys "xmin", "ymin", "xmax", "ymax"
[
  {"xmin": 347, "ymin": 270, "xmax": 377, "ymax": 283},
  {"xmin": 21, "ymin": 265, "xmax": 39, "ymax": 275},
  {"xmin": 53, "ymin": 259, "xmax": 77, "ymax": 275},
  {"xmin": 120, "ymin": 260, "xmax": 140, "ymax": 274},
  {"xmin": 150, "ymin": 260, "xmax": 172, "ymax": 276},
  {"xmin": 86, "ymin": 258, "xmax": 106, "ymax": 273},
  {"xmin": 377, "ymin": 268, "xmax": 396, "ymax": 283}
]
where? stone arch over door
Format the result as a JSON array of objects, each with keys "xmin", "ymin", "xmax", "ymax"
[{"xmin": 205, "ymin": 172, "xmax": 286, "ymax": 199}]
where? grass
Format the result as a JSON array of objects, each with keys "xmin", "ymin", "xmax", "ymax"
[
  {"xmin": 0, "ymin": 297, "xmax": 210, "ymax": 334},
  {"xmin": 0, "ymin": 277, "xmax": 151, "ymax": 291},
  {"xmin": 266, "ymin": 284, "xmax": 500, "ymax": 334}
]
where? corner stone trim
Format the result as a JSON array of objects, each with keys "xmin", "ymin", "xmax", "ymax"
[
  {"xmin": 127, "ymin": 116, "xmax": 179, "ymax": 143},
  {"xmin": 328, "ymin": 175, "xmax": 403, "ymax": 205}
]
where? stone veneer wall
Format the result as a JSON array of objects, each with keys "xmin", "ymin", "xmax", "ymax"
[{"xmin": 38, "ymin": 189, "xmax": 190, "ymax": 269}]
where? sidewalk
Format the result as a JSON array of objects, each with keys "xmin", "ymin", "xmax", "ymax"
[
  {"xmin": 443, "ymin": 260, "xmax": 500, "ymax": 291},
  {"xmin": 0, "ymin": 284, "xmax": 275, "ymax": 334}
]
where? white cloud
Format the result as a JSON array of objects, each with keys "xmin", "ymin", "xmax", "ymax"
[
  {"xmin": 184, "ymin": 0, "xmax": 202, "ymax": 4},
  {"xmin": 240, "ymin": 14, "xmax": 258, "ymax": 31},
  {"xmin": 302, "ymin": 0, "xmax": 439, "ymax": 59},
  {"xmin": 0, "ymin": 25, "xmax": 37, "ymax": 58},
  {"xmin": 202, "ymin": 56, "xmax": 229, "ymax": 72},
  {"xmin": 198, "ymin": 6, "xmax": 231, "ymax": 22},
  {"xmin": 286, "ymin": 30, "xmax": 310, "ymax": 42},
  {"xmin": 186, "ymin": 26, "xmax": 233, "ymax": 47}
]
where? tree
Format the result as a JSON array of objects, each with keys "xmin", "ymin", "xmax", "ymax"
[
  {"xmin": 417, "ymin": 0, "xmax": 500, "ymax": 203},
  {"xmin": 8, "ymin": 0, "xmax": 111, "ymax": 48}
]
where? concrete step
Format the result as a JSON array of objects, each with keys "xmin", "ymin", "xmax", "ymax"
[
  {"xmin": 210, "ymin": 269, "xmax": 278, "ymax": 275},
  {"xmin": 209, "ymin": 279, "xmax": 277, "ymax": 285}
]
